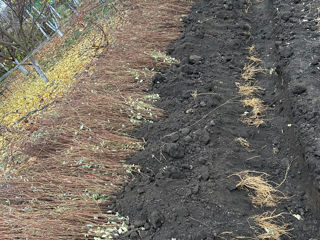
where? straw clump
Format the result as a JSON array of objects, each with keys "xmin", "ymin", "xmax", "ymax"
[
  {"xmin": 235, "ymin": 137, "xmax": 250, "ymax": 148},
  {"xmin": 231, "ymin": 170, "xmax": 287, "ymax": 208},
  {"xmin": 238, "ymin": 45, "xmax": 266, "ymax": 127},
  {"xmin": 241, "ymin": 62, "xmax": 266, "ymax": 82},
  {"xmin": 250, "ymin": 211, "xmax": 292, "ymax": 240},
  {"xmin": 236, "ymin": 82, "xmax": 264, "ymax": 97}
]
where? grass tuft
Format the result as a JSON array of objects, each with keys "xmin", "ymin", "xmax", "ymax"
[
  {"xmin": 241, "ymin": 62, "xmax": 266, "ymax": 82},
  {"xmin": 235, "ymin": 137, "xmax": 250, "ymax": 148},
  {"xmin": 231, "ymin": 170, "xmax": 287, "ymax": 207},
  {"xmin": 236, "ymin": 82, "xmax": 264, "ymax": 97},
  {"xmin": 241, "ymin": 98, "xmax": 266, "ymax": 127},
  {"xmin": 250, "ymin": 211, "xmax": 292, "ymax": 240},
  {"xmin": 247, "ymin": 55, "xmax": 262, "ymax": 63},
  {"xmin": 238, "ymin": 45, "xmax": 266, "ymax": 127}
]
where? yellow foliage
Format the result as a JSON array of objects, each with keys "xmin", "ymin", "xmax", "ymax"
[{"xmin": 0, "ymin": 29, "xmax": 104, "ymax": 164}]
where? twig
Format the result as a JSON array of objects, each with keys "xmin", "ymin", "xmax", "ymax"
[
  {"xmin": 188, "ymin": 96, "xmax": 240, "ymax": 129},
  {"xmin": 14, "ymin": 103, "xmax": 52, "ymax": 126}
]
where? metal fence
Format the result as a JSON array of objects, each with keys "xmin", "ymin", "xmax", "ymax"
[{"xmin": 0, "ymin": 0, "xmax": 85, "ymax": 84}]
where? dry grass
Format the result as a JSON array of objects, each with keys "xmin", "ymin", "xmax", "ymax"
[
  {"xmin": 231, "ymin": 170, "xmax": 287, "ymax": 207},
  {"xmin": 247, "ymin": 55, "xmax": 262, "ymax": 63},
  {"xmin": 236, "ymin": 82, "xmax": 264, "ymax": 97},
  {"xmin": 218, "ymin": 212, "xmax": 292, "ymax": 240},
  {"xmin": 248, "ymin": 45, "xmax": 256, "ymax": 56},
  {"xmin": 191, "ymin": 90, "xmax": 218, "ymax": 100},
  {"xmin": 233, "ymin": 40, "xmax": 291, "ymax": 240},
  {"xmin": 242, "ymin": 46, "xmax": 265, "ymax": 82},
  {"xmin": 235, "ymin": 137, "xmax": 250, "ymax": 148},
  {"xmin": 243, "ymin": 46, "xmax": 265, "ymax": 81},
  {"xmin": 0, "ymin": 0, "xmax": 192, "ymax": 238},
  {"xmin": 241, "ymin": 98, "xmax": 266, "ymax": 127},
  {"xmin": 316, "ymin": 7, "xmax": 320, "ymax": 26},
  {"xmin": 238, "ymin": 45, "xmax": 266, "ymax": 127},
  {"xmin": 250, "ymin": 211, "xmax": 292, "ymax": 240},
  {"xmin": 241, "ymin": 62, "xmax": 266, "ymax": 81}
]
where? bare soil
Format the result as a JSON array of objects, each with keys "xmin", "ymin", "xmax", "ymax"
[{"xmin": 114, "ymin": 0, "xmax": 320, "ymax": 239}]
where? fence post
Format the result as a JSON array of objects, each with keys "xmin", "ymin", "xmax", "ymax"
[
  {"xmin": 30, "ymin": 57, "xmax": 49, "ymax": 83},
  {"xmin": 0, "ymin": 63, "xmax": 8, "ymax": 72},
  {"xmin": 14, "ymin": 59, "xmax": 29, "ymax": 76}
]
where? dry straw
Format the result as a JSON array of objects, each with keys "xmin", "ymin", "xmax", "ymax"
[
  {"xmin": 0, "ymin": 0, "xmax": 192, "ymax": 238},
  {"xmin": 241, "ymin": 98, "xmax": 266, "ymax": 127},
  {"xmin": 231, "ymin": 170, "xmax": 287, "ymax": 208},
  {"xmin": 218, "ymin": 211, "xmax": 292, "ymax": 240},
  {"xmin": 241, "ymin": 62, "xmax": 266, "ymax": 82},
  {"xmin": 235, "ymin": 82, "xmax": 264, "ymax": 97},
  {"xmin": 238, "ymin": 45, "xmax": 266, "ymax": 127},
  {"xmin": 235, "ymin": 137, "xmax": 250, "ymax": 148},
  {"xmin": 250, "ymin": 211, "xmax": 292, "ymax": 240}
]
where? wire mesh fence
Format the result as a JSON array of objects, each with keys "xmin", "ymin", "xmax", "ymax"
[{"xmin": 0, "ymin": 0, "xmax": 103, "ymax": 84}]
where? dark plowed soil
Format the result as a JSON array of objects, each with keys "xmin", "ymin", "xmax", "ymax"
[
  {"xmin": 271, "ymin": 0, "xmax": 320, "ymax": 203},
  {"xmin": 113, "ymin": 0, "xmax": 320, "ymax": 239}
]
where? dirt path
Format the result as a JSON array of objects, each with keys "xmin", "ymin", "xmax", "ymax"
[{"xmin": 114, "ymin": 0, "xmax": 320, "ymax": 239}]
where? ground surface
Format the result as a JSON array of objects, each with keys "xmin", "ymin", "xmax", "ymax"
[
  {"xmin": 114, "ymin": 0, "xmax": 320, "ymax": 239},
  {"xmin": 0, "ymin": 1, "xmax": 192, "ymax": 238}
]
